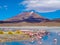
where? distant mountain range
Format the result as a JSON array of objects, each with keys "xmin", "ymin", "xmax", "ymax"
[
  {"xmin": 52, "ymin": 18, "xmax": 60, "ymax": 22},
  {"xmin": 0, "ymin": 12, "xmax": 60, "ymax": 26}
]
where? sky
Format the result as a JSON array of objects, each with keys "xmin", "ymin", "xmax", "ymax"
[{"xmin": 0, "ymin": 0, "xmax": 60, "ymax": 20}]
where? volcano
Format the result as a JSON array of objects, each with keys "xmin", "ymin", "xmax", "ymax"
[
  {"xmin": 7, "ymin": 11, "xmax": 44, "ymax": 21},
  {"xmin": 0, "ymin": 11, "xmax": 50, "ymax": 23},
  {"xmin": 0, "ymin": 11, "xmax": 60, "ymax": 26}
]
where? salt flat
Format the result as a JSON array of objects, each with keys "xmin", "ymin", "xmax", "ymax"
[{"xmin": 0, "ymin": 26, "xmax": 60, "ymax": 32}]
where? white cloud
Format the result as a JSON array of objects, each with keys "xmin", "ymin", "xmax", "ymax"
[
  {"xmin": 4, "ymin": 5, "xmax": 8, "ymax": 8},
  {"xmin": 0, "ymin": 5, "xmax": 8, "ymax": 10},
  {"xmin": 21, "ymin": 0, "xmax": 60, "ymax": 13},
  {"xmin": 3, "ymin": 5, "xmax": 8, "ymax": 10}
]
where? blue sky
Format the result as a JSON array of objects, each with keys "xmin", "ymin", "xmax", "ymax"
[{"xmin": 0, "ymin": 0, "xmax": 60, "ymax": 20}]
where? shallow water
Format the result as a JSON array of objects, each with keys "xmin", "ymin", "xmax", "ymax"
[
  {"xmin": 0, "ymin": 27, "xmax": 60, "ymax": 45},
  {"xmin": 0, "ymin": 32, "xmax": 60, "ymax": 45}
]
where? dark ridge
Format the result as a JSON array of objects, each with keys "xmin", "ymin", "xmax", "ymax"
[
  {"xmin": 0, "ymin": 20, "xmax": 23, "ymax": 23},
  {"xmin": 0, "ymin": 18, "xmax": 50, "ymax": 23},
  {"xmin": 23, "ymin": 16, "xmax": 50, "ymax": 23}
]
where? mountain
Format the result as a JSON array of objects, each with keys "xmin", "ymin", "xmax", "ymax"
[
  {"xmin": 0, "ymin": 12, "xmax": 50, "ymax": 23},
  {"xmin": 7, "ymin": 11, "xmax": 44, "ymax": 21},
  {"xmin": 0, "ymin": 12, "xmax": 60, "ymax": 26},
  {"xmin": 52, "ymin": 18, "xmax": 60, "ymax": 22}
]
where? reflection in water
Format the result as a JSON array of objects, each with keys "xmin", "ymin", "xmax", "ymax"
[
  {"xmin": 0, "ymin": 32, "xmax": 60, "ymax": 45},
  {"xmin": 0, "ymin": 27, "xmax": 60, "ymax": 45}
]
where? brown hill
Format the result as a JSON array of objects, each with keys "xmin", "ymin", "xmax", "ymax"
[
  {"xmin": 52, "ymin": 18, "xmax": 60, "ymax": 22},
  {"xmin": 0, "ymin": 22, "xmax": 60, "ymax": 26}
]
